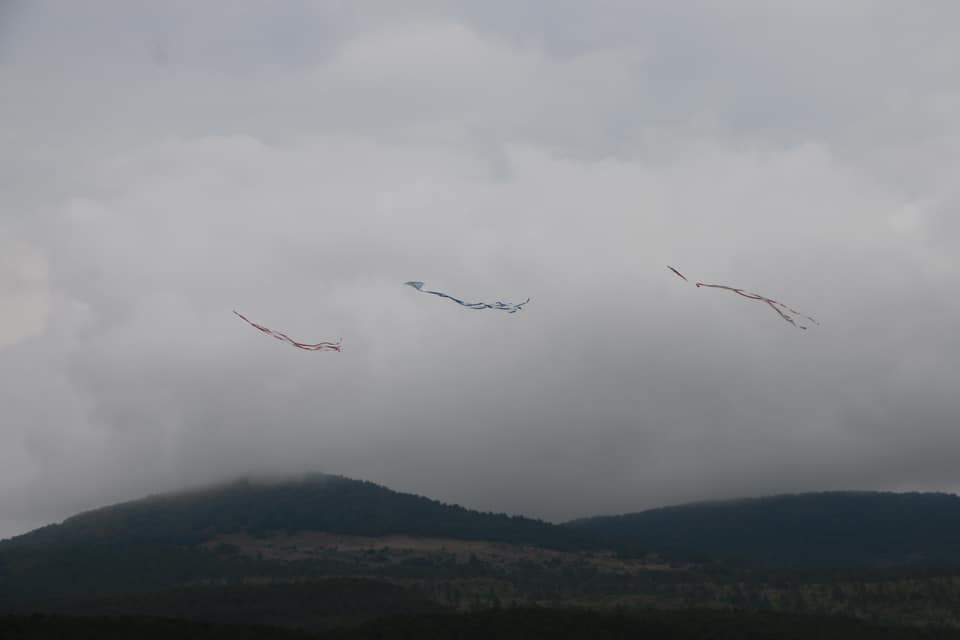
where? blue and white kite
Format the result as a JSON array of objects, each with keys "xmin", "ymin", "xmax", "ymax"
[{"xmin": 404, "ymin": 281, "xmax": 530, "ymax": 314}]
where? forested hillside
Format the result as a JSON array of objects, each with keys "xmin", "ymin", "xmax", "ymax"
[{"xmin": 569, "ymin": 491, "xmax": 960, "ymax": 566}]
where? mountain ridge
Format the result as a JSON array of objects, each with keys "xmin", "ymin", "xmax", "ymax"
[
  {"xmin": 6, "ymin": 476, "xmax": 960, "ymax": 629},
  {"xmin": 2, "ymin": 472, "xmax": 594, "ymax": 551},
  {"xmin": 7, "ymin": 476, "xmax": 960, "ymax": 569},
  {"xmin": 569, "ymin": 489, "xmax": 960, "ymax": 566}
]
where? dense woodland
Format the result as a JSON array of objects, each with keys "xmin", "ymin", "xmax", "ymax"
[
  {"xmin": 4, "ymin": 475, "xmax": 960, "ymax": 635},
  {"xmin": 5, "ymin": 475, "xmax": 593, "ymax": 551},
  {"xmin": 571, "ymin": 491, "xmax": 960, "ymax": 566},
  {"xmin": 5, "ymin": 609, "xmax": 960, "ymax": 640}
]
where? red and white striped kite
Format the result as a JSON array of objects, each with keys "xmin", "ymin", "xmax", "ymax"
[
  {"xmin": 667, "ymin": 266, "xmax": 818, "ymax": 330},
  {"xmin": 234, "ymin": 311, "xmax": 341, "ymax": 351}
]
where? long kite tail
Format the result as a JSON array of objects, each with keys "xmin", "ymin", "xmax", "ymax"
[
  {"xmin": 234, "ymin": 311, "xmax": 341, "ymax": 351},
  {"xmin": 693, "ymin": 282, "xmax": 815, "ymax": 330},
  {"xmin": 405, "ymin": 281, "xmax": 530, "ymax": 314},
  {"xmin": 669, "ymin": 266, "xmax": 816, "ymax": 329},
  {"xmin": 694, "ymin": 282, "xmax": 765, "ymax": 300}
]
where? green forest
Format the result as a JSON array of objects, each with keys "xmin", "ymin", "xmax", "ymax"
[{"xmin": 4, "ymin": 476, "xmax": 960, "ymax": 636}]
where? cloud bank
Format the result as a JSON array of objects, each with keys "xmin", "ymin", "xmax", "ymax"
[{"xmin": 2, "ymin": 1, "xmax": 959, "ymax": 538}]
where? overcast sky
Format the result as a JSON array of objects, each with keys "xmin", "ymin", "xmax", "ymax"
[{"xmin": 2, "ymin": 1, "xmax": 960, "ymax": 539}]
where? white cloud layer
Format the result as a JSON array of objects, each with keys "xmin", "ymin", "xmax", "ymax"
[{"xmin": 2, "ymin": 1, "xmax": 959, "ymax": 538}]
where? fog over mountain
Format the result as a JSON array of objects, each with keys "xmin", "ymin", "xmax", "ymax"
[{"xmin": 2, "ymin": 1, "xmax": 960, "ymax": 539}]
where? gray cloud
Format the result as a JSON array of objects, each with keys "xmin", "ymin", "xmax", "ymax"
[{"xmin": 2, "ymin": 1, "xmax": 959, "ymax": 539}]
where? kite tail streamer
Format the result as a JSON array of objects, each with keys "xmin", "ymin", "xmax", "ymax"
[
  {"xmin": 234, "ymin": 311, "xmax": 341, "ymax": 351},
  {"xmin": 693, "ymin": 282, "xmax": 815, "ymax": 330},
  {"xmin": 669, "ymin": 266, "xmax": 816, "ymax": 329},
  {"xmin": 405, "ymin": 281, "xmax": 530, "ymax": 314}
]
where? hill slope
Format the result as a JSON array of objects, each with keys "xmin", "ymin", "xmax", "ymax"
[
  {"xmin": 5, "ymin": 473, "xmax": 590, "ymax": 551},
  {"xmin": 568, "ymin": 491, "xmax": 960, "ymax": 566},
  {"xmin": 5, "ymin": 481, "xmax": 960, "ymax": 629},
  {"xmin": 0, "ymin": 474, "xmax": 598, "ymax": 604}
]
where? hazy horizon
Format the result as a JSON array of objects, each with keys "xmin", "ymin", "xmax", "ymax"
[{"xmin": 3, "ymin": 1, "xmax": 960, "ymax": 539}]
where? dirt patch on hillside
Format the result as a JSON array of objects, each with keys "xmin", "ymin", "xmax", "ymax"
[{"xmin": 205, "ymin": 531, "xmax": 677, "ymax": 575}]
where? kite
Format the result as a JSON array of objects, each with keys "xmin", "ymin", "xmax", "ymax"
[
  {"xmin": 234, "ymin": 311, "xmax": 341, "ymax": 351},
  {"xmin": 405, "ymin": 281, "xmax": 530, "ymax": 314},
  {"xmin": 668, "ymin": 266, "xmax": 818, "ymax": 330}
]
